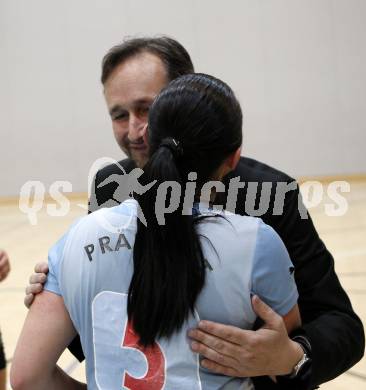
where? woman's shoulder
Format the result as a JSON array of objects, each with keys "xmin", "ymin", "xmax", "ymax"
[
  {"xmin": 59, "ymin": 199, "xmax": 138, "ymax": 252},
  {"xmin": 196, "ymin": 205, "xmax": 264, "ymax": 241}
]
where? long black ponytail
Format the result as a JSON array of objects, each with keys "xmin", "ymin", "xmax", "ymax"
[{"xmin": 127, "ymin": 74, "xmax": 243, "ymax": 346}]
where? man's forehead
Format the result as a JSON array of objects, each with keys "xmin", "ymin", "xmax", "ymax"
[
  {"xmin": 104, "ymin": 53, "xmax": 167, "ymax": 92},
  {"xmin": 121, "ymin": 52, "xmax": 166, "ymax": 76},
  {"xmin": 104, "ymin": 52, "xmax": 168, "ymax": 108}
]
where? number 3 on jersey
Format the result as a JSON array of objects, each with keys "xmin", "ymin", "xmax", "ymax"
[
  {"xmin": 92, "ymin": 291, "xmax": 202, "ymax": 390},
  {"xmin": 122, "ymin": 319, "xmax": 165, "ymax": 389}
]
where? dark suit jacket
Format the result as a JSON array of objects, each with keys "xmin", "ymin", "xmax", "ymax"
[{"xmin": 69, "ymin": 156, "xmax": 364, "ymax": 389}]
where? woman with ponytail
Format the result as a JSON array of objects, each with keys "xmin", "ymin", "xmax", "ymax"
[{"xmin": 11, "ymin": 74, "xmax": 301, "ymax": 390}]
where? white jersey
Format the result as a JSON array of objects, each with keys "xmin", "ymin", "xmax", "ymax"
[{"xmin": 45, "ymin": 199, "xmax": 298, "ymax": 389}]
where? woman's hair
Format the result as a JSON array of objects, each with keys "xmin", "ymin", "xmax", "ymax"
[{"xmin": 127, "ymin": 73, "xmax": 243, "ymax": 346}]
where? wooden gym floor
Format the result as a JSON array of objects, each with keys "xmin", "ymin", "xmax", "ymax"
[{"xmin": 0, "ymin": 178, "xmax": 365, "ymax": 389}]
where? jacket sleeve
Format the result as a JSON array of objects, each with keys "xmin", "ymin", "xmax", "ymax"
[
  {"xmin": 88, "ymin": 158, "xmax": 135, "ymax": 213},
  {"xmin": 88, "ymin": 167, "xmax": 113, "ymax": 214},
  {"xmin": 269, "ymin": 182, "xmax": 364, "ymax": 387}
]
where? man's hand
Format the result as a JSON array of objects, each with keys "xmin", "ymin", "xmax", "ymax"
[
  {"xmin": 188, "ymin": 295, "xmax": 303, "ymax": 377},
  {"xmin": 0, "ymin": 249, "xmax": 11, "ymax": 282},
  {"xmin": 24, "ymin": 262, "xmax": 49, "ymax": 308}
]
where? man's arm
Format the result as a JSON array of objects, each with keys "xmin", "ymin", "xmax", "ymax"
[
  {"xmin": 11, "ymin": 291, "xmax": 86, "ymax": 390},
  {"xmin": 276, "ymin": 185, "xmax": 364, "ymax": 384},
  {"xmin": 88, "ymin": 158, "xmax": 136, "ymax": 213},
  {"xmin": 189, "ymin": 297, "xmax": 303, "ymax": 378}
]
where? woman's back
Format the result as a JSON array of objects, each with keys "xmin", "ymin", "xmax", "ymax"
[{"xmin": 45, "ymin": 198, "xmax": 297, "ymax": 389}]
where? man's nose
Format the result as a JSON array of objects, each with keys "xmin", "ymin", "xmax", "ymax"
[{"xmin": 128, "ymin": 114, "xmax": 147, "ymax": 142}]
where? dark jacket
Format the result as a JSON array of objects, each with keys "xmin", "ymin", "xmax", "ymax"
[{"xmin": 69, "ymin": 156, "xmax": 364, "ymax": 389}]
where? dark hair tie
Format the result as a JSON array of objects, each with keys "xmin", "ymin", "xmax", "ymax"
[{"xmin": 159, "ymin": 137, "xmax": 184, "ymax": 158}]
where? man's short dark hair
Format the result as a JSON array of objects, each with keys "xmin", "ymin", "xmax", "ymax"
[{"xmin": 101, "ymin": 36, "xmax": 194, "ymax": 84}]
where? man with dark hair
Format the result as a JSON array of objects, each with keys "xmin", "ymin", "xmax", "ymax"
[
  {"xmin": 101, "ymin": 36, "xmax": 194, "ymax": 84},
  {"xmin": 26, "ymin": 36, "xmax": 364, "ymax": 389}
]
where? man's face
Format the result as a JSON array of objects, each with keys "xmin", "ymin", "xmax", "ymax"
[{"xmin": 103, "ymin": 52, "xmax": 169, "ymax": 167}]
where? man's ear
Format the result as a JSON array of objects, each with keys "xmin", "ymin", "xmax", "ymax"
[
  {"xmin": 217, "ymin": 147, "xmax": 241, "ymax": 179},
  {"xmin": 226, "ymin": 146, "xmax": 242, "ymax": 171}
]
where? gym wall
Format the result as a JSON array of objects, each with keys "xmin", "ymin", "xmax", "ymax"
[{"xmin": 0, "ymin": 0, "xmax": 365, "ymax": 196}]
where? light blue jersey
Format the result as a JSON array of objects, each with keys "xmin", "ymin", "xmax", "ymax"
[{"xmin": 45, "ymin": 199, "xmax": 298, "ymax": 390}]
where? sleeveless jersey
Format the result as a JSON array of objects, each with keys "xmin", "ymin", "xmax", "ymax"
[{"xmin": 45, "ymin": 199, "xmax": 298, "ymax": 389}]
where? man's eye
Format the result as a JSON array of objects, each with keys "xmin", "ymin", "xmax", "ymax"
[
  {"xmin": 139, "ymin": 107, "xmax": 149, "ymax": 116},
  {"xmin": 114, "ymin": 113, "xmax": 128, "ymax": 120}
]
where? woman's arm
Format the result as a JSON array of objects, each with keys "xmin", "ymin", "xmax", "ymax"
[{"xmin": 11, "ymin": 291, "xmax": 86, "ymax": 390}]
